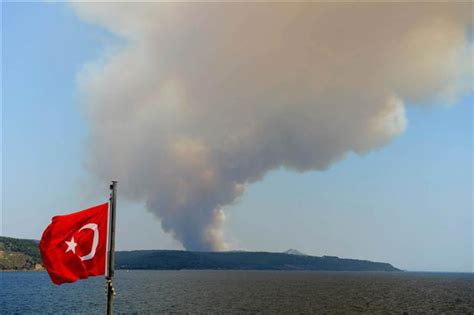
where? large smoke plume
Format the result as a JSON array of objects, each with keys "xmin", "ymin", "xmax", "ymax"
[{"xmin": 73, "ymin": 2, "xmax": 472, "ymax": 251}]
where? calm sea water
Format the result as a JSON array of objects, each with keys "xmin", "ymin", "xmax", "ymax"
[{"xmin": 1, "ymin": 270, "xmax": 473, "ymax": 314}]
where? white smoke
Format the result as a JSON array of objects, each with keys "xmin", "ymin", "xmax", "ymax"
[{"xmin": 73, "ymin": 2, "xmax": 472, "ymax": 251}]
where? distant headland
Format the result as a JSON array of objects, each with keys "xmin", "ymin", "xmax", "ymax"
[{"xmin": 0, "ymin": 236, "xmax": 400, "ymax": 272}]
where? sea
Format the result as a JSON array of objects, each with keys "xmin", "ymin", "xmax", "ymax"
[{"xmin": 1, "ymin": 270, "xmax": 473, "ymax": 314}]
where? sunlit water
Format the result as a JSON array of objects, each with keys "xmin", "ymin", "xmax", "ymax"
[{"xmin": 1, "ymin": 270, "xmax": 473, "ymax": 314}]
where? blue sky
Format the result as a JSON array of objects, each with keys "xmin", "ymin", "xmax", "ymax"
[{"xmin": 2, "ymin": 2, "xmax": 473, "ymax": 272}]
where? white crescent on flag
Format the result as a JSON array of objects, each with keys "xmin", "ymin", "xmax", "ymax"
[{"xmin": 78, "ymin": 223, "xmax": 99, "ymax": 261}]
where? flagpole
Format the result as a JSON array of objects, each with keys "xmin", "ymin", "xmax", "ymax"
[{"xmin": 106, "ymin": 181, "xmax": 117, "ymax": 315}]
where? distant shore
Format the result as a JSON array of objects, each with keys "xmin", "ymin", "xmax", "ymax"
[{"xmin": 1, "ymin": 236, "xmax": 400, "ymax": 272}]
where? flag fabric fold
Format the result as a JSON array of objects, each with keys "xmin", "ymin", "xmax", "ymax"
[{"xmin": 40, "ymin": 203, "xmax": 109, "ymax": 285}]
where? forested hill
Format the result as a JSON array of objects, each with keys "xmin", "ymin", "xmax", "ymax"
[
  {"xmin": 0, "ymin": 236, "xmax": 43, "ymax": 270},
  {"xmin": 0, "ymin": 236, "xmax": 400, "ymax": 272},
  {"xmin": 115, "ymin": 250, "xmax": 400, "ymax": 271}
]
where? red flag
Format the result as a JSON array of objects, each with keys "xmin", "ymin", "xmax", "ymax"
[{"xmin": 40, "ymin": 203, "xmax": 109, "ymax": 285}]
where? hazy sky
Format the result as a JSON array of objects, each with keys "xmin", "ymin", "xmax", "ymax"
[{"xmin": 2, "ymin": 2, "xmax": 473, "ymax": 272}]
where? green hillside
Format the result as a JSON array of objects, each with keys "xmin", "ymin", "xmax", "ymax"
[
  {"xmin": 115, "ymin": 250, "xmax": 400, "ymax": 271},
  {"xmin": 0, "ymin": 236, "xmax": 400, "ymax": 272},
  {"xmin": 0, "ymin": 236, "xmax": 43, "ymax": 270}
]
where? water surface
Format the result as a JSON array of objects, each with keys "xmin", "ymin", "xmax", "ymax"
[{"xmin": 2, "ymin": 270, "xmax": 473, "ymax": 314}]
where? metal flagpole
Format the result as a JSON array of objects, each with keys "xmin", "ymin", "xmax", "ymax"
[{"xmin": 106, "ymin": 181, "xmax": 117, "ymax": 315}]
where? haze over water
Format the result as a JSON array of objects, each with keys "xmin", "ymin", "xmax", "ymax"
[{"xmin": 2, "ymin": 271, "xmax": 473, "ymax": 314}]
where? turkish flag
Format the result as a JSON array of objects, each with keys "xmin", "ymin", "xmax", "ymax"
[{"xmin": 40, "ymin": 203, "xmax": 109, "ymax": 285}]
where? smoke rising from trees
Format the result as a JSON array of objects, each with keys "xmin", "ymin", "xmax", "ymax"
[{"xmin": 73, "ymin": 2, "xmax": 472, "ymax": 251}]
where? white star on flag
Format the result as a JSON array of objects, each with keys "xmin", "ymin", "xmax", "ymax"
[{"xmin": 65, "ymin": 236, "xmax": 77, "ymax": 254}]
